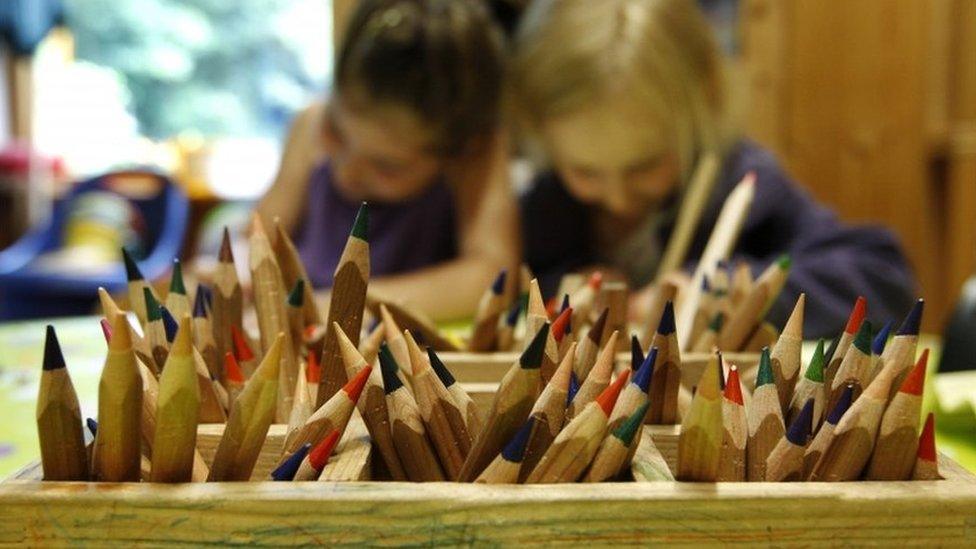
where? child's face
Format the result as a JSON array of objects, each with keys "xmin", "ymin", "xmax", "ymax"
[
  {"xmin": 542, "ymin": 98, "xmax": 679, "ymax": 221},
  {"xmin": 325, "ymin": 100, "xmax": 443, "ymax": 203}
]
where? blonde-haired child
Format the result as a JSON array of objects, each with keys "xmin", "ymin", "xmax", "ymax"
[
  {"xmin": 512, "ymin": 0, "xmax": 914, "ymax": 336},
  {"xmin": 258, "ymin": 0, "xmax": 518, "ymax": 321}
]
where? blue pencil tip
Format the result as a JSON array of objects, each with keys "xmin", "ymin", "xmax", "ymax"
[
  {"xmin": 505, "ymin": 302, "xmax": 521, "ymax": 327},
  {"xmin": 871, "ymin": 320, "xmax": 893, "ymax": 355},
  {"xmin": 657, "ymin": 301, "xmax": 675, "ymax": 335},
  {"xmin": 896, "ymin": 299, "xmax": 924, "ymax": 336},
  {"xmin": 567, "ymin": 371, "xmax": 580, "ymax": 406},
  {"xmin": 271, "ymin": 443, "xmax": 311, "ymax": 481},
  {"xmin": 491, "ymin": 269, "xmax": 507, "ymax": 295},
  {"xmin": 787, "ymin": 399, "xmax": 814, "ymax": 445},
  {"xmin": 633, "ymin": 346, "xmax": 656, "ymax": 393},
  {"xmin": 827, "ymin": 385, "xmax": 854, "ymax": 425},
  {"xmin": 501, "ymin": 417, "xmax": 535, "ymax": 463},
  {"xmin": 160, "ymin": 306, "xmax": 178, "ymax": 343},
  {"xmin": 86, "ymin": 418, "xmax": 98, "ymax": 436}
]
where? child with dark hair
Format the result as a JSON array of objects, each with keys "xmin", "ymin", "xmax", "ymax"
[{"xmin": 259, "ymin": 0, "xmax": 517, "ymax": 321}]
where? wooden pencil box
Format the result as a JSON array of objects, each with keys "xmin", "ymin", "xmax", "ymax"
[{"xmin": 4, "ymin": 351, "xmax": 975, "ymax": 546}]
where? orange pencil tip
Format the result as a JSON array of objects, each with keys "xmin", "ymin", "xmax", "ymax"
[
  {"xmin": 899, "ymin": 349, "xmax": 928, "ymax": 396},
  {"xmin": 224, "ymin": 352, "xmax": 245, "ymax": 383},
  {"xmin": 596, "ymin": 370, "xmax": 630, "ymax": 416},
  {"xmin": 309, "ymin": 429, "xmax": 342, "ymax": 471},
  {"xmin": 343, "ymin": 365, "xmax": 372, "ymax": 403},
  {"xmin": 723, "ymin": 365, "xmax": 744, "ymax": 405},
  {"xmin": 552, "ymin": 307, "xmax": 573, "ymax": 342},
  {"xmin": 917, "ymin": 412, "xmax": 937, "ymax": 462},
  {"xmin": 231, "ymin": 325, "xmax": 255, "ymax": 361}
]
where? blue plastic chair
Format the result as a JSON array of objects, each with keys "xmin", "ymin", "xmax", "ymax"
[{"xmin": 0, "ymin": 169, "xmax": 188, "ymax": 320}]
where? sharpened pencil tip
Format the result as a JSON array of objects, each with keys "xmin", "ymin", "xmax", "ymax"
[
  {"xmin": 231, "ymin": 324, "xmax": 254, "ymax": 361},
  {"xmin": 827, "ymin": 384, "xmax": 854, "ymax": 425},
  {"xmin": 86, "ymin": 418, "xmax": 98, "ymax": 436},
  {"xmin": 287, "ymin": 279, "xmax": 305, "ymax": 307},
  {"xmin": 756, "ymin": 347, "xmax": 775, "ymax": 386},
  {"xmin": 309, "ymin": 430, "xmax": 341, "ymax": 472},
  {"xmin": 42, "ymin": 325, "xmax": 66, "ymax": 371},
  {"xmin": 427, "ymin": 347, "xmax": 456, "ymax": 387},
  {"xmin": 552, "ymin": 308, "xmax": 572, "ymax": 342},
  {"xmin": 917, "ymin": 413, "xmax": 937, "ymax": 462},
  {"xmin": 490, "ymin": 269, "xmax": 507, "ymax": 295},
  {"xmin": 775, "ymin": 254, "xmax": 791, "ymax": 270},
  {"xmin": 899, "ymin": 349, "xmax": 928, "ymax": 396},
  {"xmin": 897, "ymin": 299, "xmax": 924, "ymax": 336},
  {"xmin": 567, "ymin": 371, "xmax": 580, "ymax": 406},
  {"xmin": 614, "ymin": 402, "xmax": 649, "ymax": 446},
  {"xmin": 787, "ymin": 399, "xmax": 814, "ymax": 445},
  {"xmin": 630, "ymin": 335, "xmax": 644, "ymax": 371},
  {"xmin": 121, "ymin": 247, "xmax": 144, "ymax": 281},
  {"xmin": 724, "ymin": 365, "xmax": 744, "ymax": 405},
  {"xmin": 872, "ymin": 320, "xmax": 892, "ymax": 355},
  {"xmin": 144, "ymin": 288, "xmax": 162, "ymax": 322},
  {"xmin": 224, "ymin": 352, "xmax": 245, "ymax": 383},
  {"xmin": 219, "ymin": 227, "xmax": 235, "ymax": 262},
  {"xmin": 519, "ymin": 323, "xmax": 550, "ymax": 369},
  {"xmin": 657, "ymin": 301, "xmax": 675, "ymax": 335},
  {"xmin": 560, "ymin": 293, "xmax": 570, "ymax": 313},
  {"xmin": 378, "ymin": 344, "xmax": 404, "ymax": 394},
  {"xmin": 160, "ymin": 306, "xmax": 179, "ymax": 343},
  {"xmin": 823, "ymin": 333, "xmax": 841, "ymax": 365},
  {"xmin": 99, "ymin": 318, "xmax": 113, "ymax": 344},
  {"xmin": 501, "ymin": 417, "xmax": 535, "ymax": 463},
  {"xmin": 350, "ymin": 202, "xmax": 369, "ymax": 241},
  {"xmin": 505, "ymin": 302, "xmax": 521, "ymax": 327},
  {"xmin": 852, "ymin": 320, "xmax": 873, "ymax": 355},
  {"xmin": 845, "ymin": 296, "xmax": 867, "ymax": 335},
  {"xmin": 596, "ymin": 370, "xmax": 630, "ymax": 415},
  {"xmin": 193, "ymin": 287, "xmax": 208, "ymax": 318},
  {"xmin": 169, "ymin": 259, "xmax": 186, "ymax": 295},
  {"xmin": 633, "ymin": 346, "xmax": 655, "ymax": 393},
  {"xmin": 271, "ymin": 443, "xmax": 311, "ymax": 481},
  {"xmin": 588, "ymin": 308, "xmax": 609, "ymax": 343},
  {"xmin": 804, "ymin": 339, "xmax": 825, "ymax": 382}
]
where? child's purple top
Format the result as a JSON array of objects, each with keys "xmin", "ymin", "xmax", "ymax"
[
  {"xmin": 295, "ymin": 162, "xmax": 457, "ymax": 287},
  {"xmin": 521, "ymin": 140, "xmax": 917, "ymax": 338}
]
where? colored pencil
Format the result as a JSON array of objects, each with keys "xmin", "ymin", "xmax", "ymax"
[
  {"xmin": 771, "ymin": 293, "xmax": 804, "ymax": 413},
  {"xmin": 826, "ymin": 320, "xmax": 873, "ymax": 416},
  {"xmin": 273, "ymin": 217, "xmax": 322, "ymax": 328},
  {"xmin": 97, "ymin": 286, "xmax": 156, "ymax": 373},
  {"xmin": 865, "ymin": 349, "xmax": 927, "ymax": 480},
  {"xmin": 496, "ymin": 302, "xmax": 521, "ymax": 352},
  {"xmin": 519, "ymin": 343, "xmax": 575, "ymax": 483},
  {"xmin": 746, "ymin": 348, "xmax": 785, "ymax": 481},
  {"xmin": 630, "ymin": 335, "xmax": 644, "ymax": 371},
  {"xmin": 92, "ymin": 312, "xmax": 142, "ymax": 482},
  {"xmin": 676, "ymin": 353, "xmax": 723, "ymax": 481},
  {"xmin": 311, "ymin": 428, "xmax": 345, "ymax": 481},
  {"xmin": 279, "ymin": 363, "xmax": 370, "ymax": 468},
  {"xmin": 144, "ymin": 288, "xmax": 170, "ymax": 369},
  {"xmin": 584, "ymin": 402, "xmax": 649, "ymax": 482},
  {"xmin": 212, "ymin": 228, "xmax": 243, "ymax": 361},
  {"xmin": 729, "ymin": 261, "xmax": 753, "ymax": 309},
  {"xmin": 787, "ymin": 339, "xmax": 826, "ymax": 430},
  {"xmin": 293, "ymin": 429, "xmax": 341, "ymax": 481},
  {"xmin": 208, "ymin": 335, "xmax": 282, "ymax": 481},
  {"xmin": 766, "ymin": 398, "xmax": 814, "ymax": 481},
  {"xmin": 378, "ymin": 344, "xmax": 445, "ymax": 481},
  {"xmin": 551, "ymin": 305, "xmax": 573, "ymax": 364},
  {"xmin": 607, "ymin": 346, "xmax": 653, "ymax": 432},
  {"xmin": 458, "ymin": 324, "xmax": 548, "ymax": 481},
  {"xmin": 690, "ymin": 276, "xmax": 714, "ymax": 344},
  {"xmin": 469, "ymin": 269, "xmax": 507, "ymax": 351},
  {"xmin": 380, "ymin": 304, "xmax": 414, "ymax": 392},
  {"xmin": 271, "ymin": 443, "xmax": 310, "ymax": 481},
  {"xmin": 569, "ymin": 271, "xmax": 602, "ymax": 327},
  {"xmin": 287, "ymin": 359, "xmax": 315, "ymax": 441},
  {"xmin": 691, "ymin": 311, "xmax": 725, "ymax": 353},
  {"xmin": 525, "ymin": 370, "xmax": 627, "ymax": 483},
  {"xmin": 802, "ymin": 384, "xmax": 854, "ymax": 478},
  {"xmin": 150, "ymin": 315, "xmax": 200, "ymax": 482},
  {"xmin": 222, "ymin": 351, "xmax": 245, "ymax": 404},
  {"xmin": 335, "ymin": 322, "xmax": 407, "ymax": 480},
  {"xmin": 249, "ymin": 214, "xmax": 298, "ymax": 422},
  {"xmin": 358, "ymin": 319, "xmax": 385, "ymax": 365},
  {"xmin": 567, "ymin": 331, "xmax": 619, "ymax": 420},
  {"xmin": 285, "ymin": 279, "xmax": 307, "ymax": 360},
  {"xmin": 912, "ymin": 413, "xmax": 940, "ymax": 480},
  {"xmin": 882, "ymin": 299, "xmax": 923, "ymax": 401},
  {"xmin": 642, "ymin": 281, "xmax": 677, "ymax": 348},
  {"xmin": 165, "ymin": 258, "xmax": 191, "ymax": 320},
  {"xmin": 718, "ymin": 255, "xmax": 791, "ymax": 351},
  {"xmin": 574, "ymin": 307, "xmax": 608, "ymax": 380},
  {"xmin": 192, "ymin": 288, "xmax": 220, "ymax": 382},
  {"xmin": 37, "ymin": 325, "xmax": 88, "ymax": 481},
  {"xmin": 231, "ymin": 324, "xmax": 258, "ymax": 378},
  {"xmin": 717, "ymin": 363, "xmax": 747, "ymax": 481},
  {"xmin": 656, "ymin": 152, "xmax": 721, "ymax": 279},
  {"xmin": 122, "ymin": 247, "xmax": 157, "ymax": 328},
  {"xmin": 809, "ymin": 348, "xmax": 909, "ymax": 481},
  {"xmin": 823, "ymin": 296, "xmax": 867, "ymax": 394},
  {"xmin": 867, "ymin": 319, "xmax": 893, "ymax": 383},
  {"xmin": 428, "ymin": 347, "xmax": 483, "ymax": 436},
  {"xmin": 405, "ymin": 330, "xmax": 472, "ymax": 480},
  {"xmin": 647, "ymin": 301, "xmax": 681, "ymax": 424},
  {"xmin": 475, "ymin": 417, "xmax": 535, "ymax": 484}
]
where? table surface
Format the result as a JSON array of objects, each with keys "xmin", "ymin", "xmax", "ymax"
[{"xmin": 2, "ymin": 315, "xmax": 975, "ymax": 477}]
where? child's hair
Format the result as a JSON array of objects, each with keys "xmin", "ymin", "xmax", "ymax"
[
  {"xmin": 510, "ymin": 0, "xmax": 739, "ymax": 178},
  {"xmin": 335, "ymin": 0, "xmax": 505, "ymax": 158}
]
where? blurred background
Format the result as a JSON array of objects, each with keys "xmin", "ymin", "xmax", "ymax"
[{"xmin": 0, "ymin": 0, "xmax": 972, "ymax": 331}]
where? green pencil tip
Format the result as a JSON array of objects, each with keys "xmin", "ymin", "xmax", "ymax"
[
  {"xmin": 169, "ymin": 259, "xmax": 186, "ymax": 295},
  {"xmin": 287, "ymin": 279, "xmax": 305, "ymax": 307},
  {"xmin": 804, "ymin": 339, "xmax": 825, "ymax": 382},
  {"xmin": 143, "ymin": 288, "xmax": 162, "ymax": 321},
  {"xmin": 708, "ymin": 312, "xmax": 725, "ymax": 332},
  {"xmin": 519, "ymin": 323, "xmax": 550, "ymax": 369},
  {"xmin": 613, "ymin": 402, "xmax": 649, "ymax": 446},
  {"xmin": 756, "ymin": 347, "xmax": 775, "ymax": 386},
  {"xmin": 350, "ymin": 202, "xmax": 369, "ymax": 241},
  {"xmin": 852, "ymin": 320, "xmax": 873, "ymax": 355},
  {"xmin": 776, "ymin": 254, "xmax": 792, "ymax": 270}
]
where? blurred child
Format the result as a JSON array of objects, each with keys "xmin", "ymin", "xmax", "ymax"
[
  {"xmin": 511, "ymin": 0, "xmax": 915, "ymax": 336},
  {"xmin": 258, "ymin": 0, "xmax": 517, "ymax": 321}
]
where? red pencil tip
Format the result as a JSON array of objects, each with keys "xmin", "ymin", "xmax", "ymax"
[
  {"xmin": 545, "ymin": 296, "xmax": 559, "ymax": 318},
  {"xmin": 309, "ymin": 429, "xmax": 341, "ymax": 471},
  {"xmin": 224, "ymin": 352, "xmax": 245, "ymax": 383},
  {"xmin": 231, "ymin": 325, "xmax": 255, "ymax": 361},
  {"xmin": 306, "ymin": 351, "xmax": 321, "ymax": 384},
  {"xmin": 304, "ymin": 324, "xmax": 317, "ymax": 340},
  {"xmin": 588, "ymin": 271, "xmax": 603, "ymax": 291},
  {"xmin": 343, "ymin": 365, "xmax": 372, "ymax": 403},
  {"xmin": 723, "ymin": 365, "xmax": 744, "ymax": 405},
  {"xmin": 845, "ymin": 296, "xmax": 867, "ymax": 334},
  {"xmin": 899, "ymin": 349, "xmax": 928, "ymax": 396},
  {"xmin": 596, "ymin": 369, "xmax": 630, "ymax": 416},
  {"xmin": 917, "ymin": 413, "xmax": 936, "ymax": 462},
  {"xmin": 552, "ymin": 307, "xmax": 573, "ymax": 342},
  {"xmin": 100, "ymin": 318, "xmax": 113, "ymax": 343}
]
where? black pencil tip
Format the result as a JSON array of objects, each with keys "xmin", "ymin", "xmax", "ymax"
[
  {"xmin": 161, "ymin": 306, "xmax": 178, "ymax": 343},
  {"xmin": 287, "ymin": 279, "xmax": 305, "ymax": 307},
  {"xmin": 560, "ymin": 293, "xmax": 570, "ymax": 313},
  {"xmin": 896, "ymin": 299, "xmax": 924, "ymax": 336},
  {"xmin": 350, "ymin": 202, "xmax": 369, "ymax": 241},
  {"xmin": 169, "ymin": 259, "xmax": 186, "ymax": 295},
  {"xmin": 657, "ymin": 301, "xmax": 675, "ymax": 335},
  {"xmin": 121, "ymin": 247, "xmax": 143, "ymax": 281},
  {"xmin": 630, "ymin": 335, "xmax": 644, "ymax": 371},
  {"xmin": 42, "ymin": 325, "xmax": 66, "ymax": 371},
  {"xmin": 519, "ymin": 323, "xmax": 550, "ymax": 369},
  {"xmin": 378, "ymin": 343, "xmax": 404, "ymax": 394},
  {"xmin": 427, "ymin": 347, "xmax": 456, "ymax": 387},
  {"xmin": 823, "ymin": 333, "xmax": 841, "ymax": 365}
]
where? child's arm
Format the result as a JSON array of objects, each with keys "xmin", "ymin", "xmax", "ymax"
[
  {"xmin": 255, "ymin": 102, "xmax": 325, "ymax": 233},
  {"xmin": 367, "ymin": 131, "xmax": 520, "ymax": 322}
]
